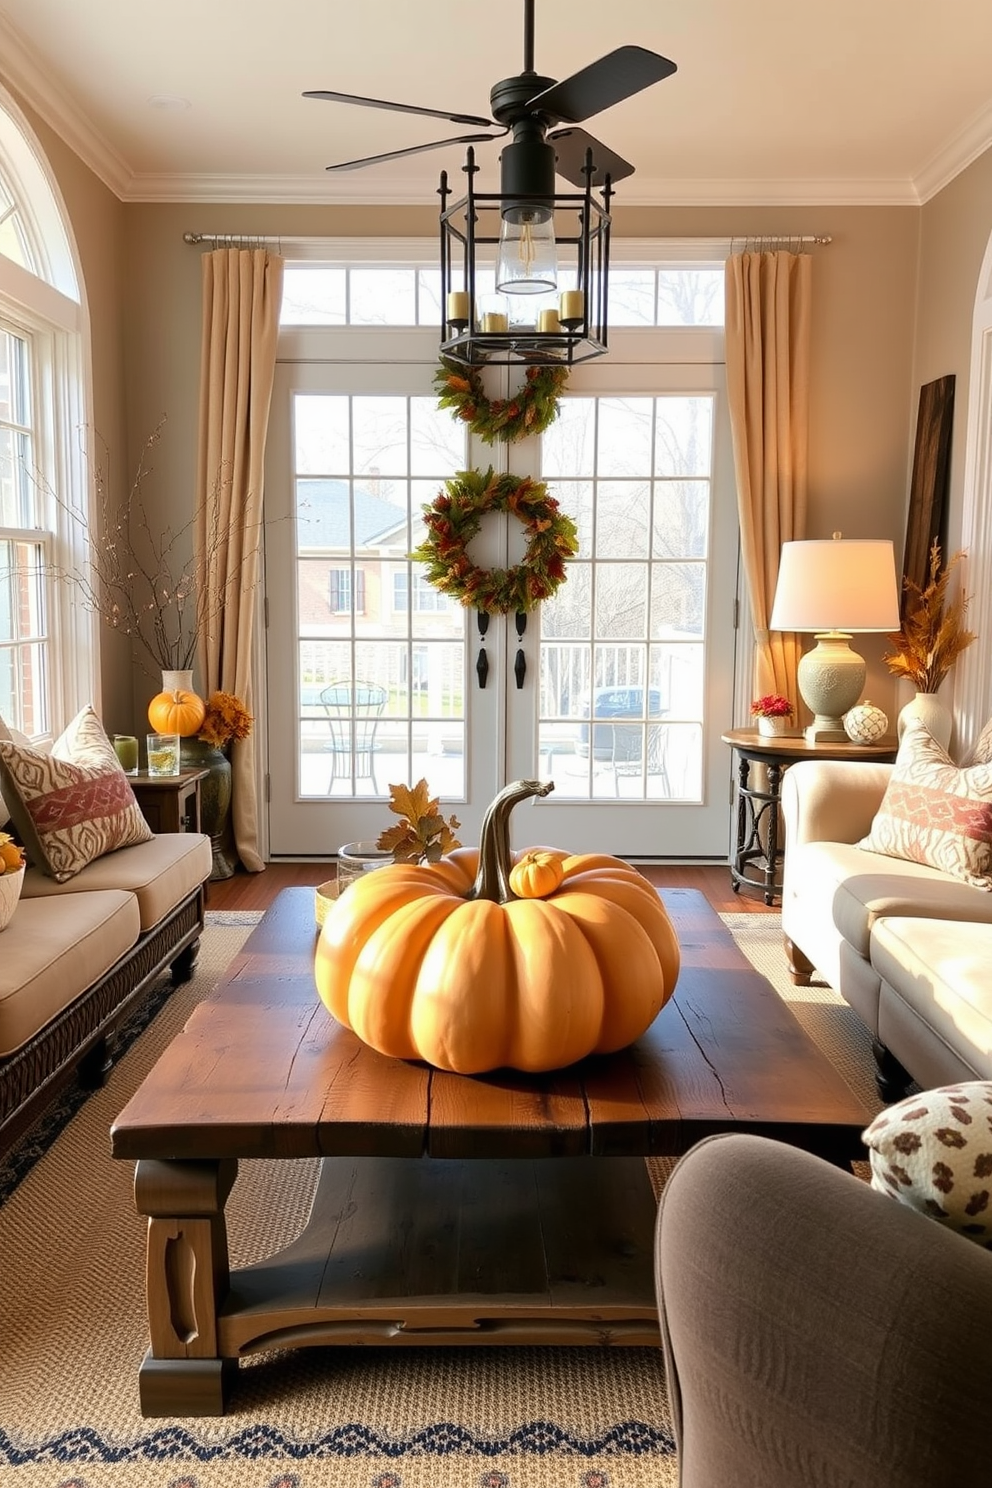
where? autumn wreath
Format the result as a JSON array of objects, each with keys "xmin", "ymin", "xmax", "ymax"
[
  {"xmin": 433, "ymin": 358, "xmax": 569, "ymax": 445},
  {"xmin": 411, "ymin": 467, "xmax": 579, "ymax": 615}
]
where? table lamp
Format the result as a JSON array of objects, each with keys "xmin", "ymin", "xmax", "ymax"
[{"xmin": 769, "ymin": 534, "xmax": 900, "ymax": 744}]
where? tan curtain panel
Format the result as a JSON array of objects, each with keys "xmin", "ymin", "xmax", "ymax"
[
  {"xmin": 195, "ymin": 247, "xmax": 284, "ymax": 872},
  {"xmin": 725, "ymin": 251, "xmax": 812, "ymax": 714}
]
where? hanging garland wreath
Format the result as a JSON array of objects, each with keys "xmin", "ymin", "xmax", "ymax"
[
  {"xmin": 411, "ymin": 467, "xmax": 579, "ymax": 615},
  {"xmin": 433, "ymin": 358, "xmax": 569, "ymax": 445}
]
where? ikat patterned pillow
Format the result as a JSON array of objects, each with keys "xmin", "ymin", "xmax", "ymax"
[
  {"xmin": 0, "ymin": 705, "xmax": 152, "ymax": 881},
  {"xmin": 857, "ymin": 720, "xmax": 992, "ymax": 889},
  {"xmin": 863, "ymin": 1082, "xmax": 992, "ymax": 1248}
]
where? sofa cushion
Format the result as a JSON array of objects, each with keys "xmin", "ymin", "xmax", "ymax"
[
  {"xmin": 786, "ymin": 840, "xmax": 992, "ymax": 961},
  {"xmin": 0, "ymin": 890, "xmax": 140, "ymax": 1057},
  {"xmin": 21, "ymin": 831, "xmax": 212, "ymax": 932},
  {"xmin": 863, "ymin": 1080, "xmax": 992, "ymax": 1248},
  {"xmin": 857, "ymin": 722, "xmax": 992, "ymax": 890},
  {"xmin": 0, "ymin": 707, "xmax": 152, "ymax": 882},
  {"xmin": 871, "ymin": 916, "xmax": 992, "ymax": 1083}
]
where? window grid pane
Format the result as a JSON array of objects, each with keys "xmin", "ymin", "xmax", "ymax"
[
  {"xmin": 293, "ymin": 391, "xmax": 465, "ymax": 798},
  {"xmin": 280, "ymin": 264, "xmax": 725, "ymax": 328},
  {"xmin": 539, "ymin": 393, "xmax": 715, "ymax": 803}
]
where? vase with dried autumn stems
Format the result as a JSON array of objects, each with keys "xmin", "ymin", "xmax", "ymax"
[
  {"xmin": 179, "ymin": 692, "xmax": 253, "ymax": 881},
  {"xmin": 884, "ymin": 541, "xmax": 977, "ymax": 751}
]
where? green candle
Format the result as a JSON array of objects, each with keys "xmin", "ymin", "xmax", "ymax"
[{"xmin": 113, "ymin": 734, "xmax": 139, "ymax": 774}]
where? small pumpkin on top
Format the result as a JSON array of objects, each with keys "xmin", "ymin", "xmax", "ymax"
[
  {"xmin": 315, "ymin": 779, "xmax": 680, "ymax": 1076},
  {"xmin": 146, "ymin": 687, "xmax": 205, "ymax": 738}
]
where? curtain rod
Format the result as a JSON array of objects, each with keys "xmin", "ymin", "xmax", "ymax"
[
  {"xmin": 730, "ymin": 235, "xmax": 831, "ymax": 248},
  {"xmin": 184, "ymin": 232, "xmax": 283, "ymax": 246},
  {"xmin": 184, "ymin": 230, "xmax": 833, "ymax": 249}
]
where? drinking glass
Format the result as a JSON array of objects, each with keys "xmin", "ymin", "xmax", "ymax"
[
  {"xmin": 113, "ymin": 734, "xmax": 139, "ymax": 775},
  {"xmin": 146, "ymin": 733, "xmax": 180, "ymax": 776}
]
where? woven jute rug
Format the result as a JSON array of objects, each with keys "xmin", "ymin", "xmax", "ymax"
[{"xmin": 0, "ymin": 906, "xmax": 879, "ymax": 1488}]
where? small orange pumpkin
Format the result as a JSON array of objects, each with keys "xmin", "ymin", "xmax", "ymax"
[
  {"xmin": 315, "ymin": 779, "xmax": 681, "ymax": 1075},
  {"xmin": 508, "ymin": 849, "xmax": 565, "ymax": 899},
  {"xmin": 146, "ymin": 687, "xmax": 206, "ymax": 737}
]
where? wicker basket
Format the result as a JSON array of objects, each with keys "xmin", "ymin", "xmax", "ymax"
[{"xmin": 314, "ymin": 878, "xmax": 341, "ymax": 929}]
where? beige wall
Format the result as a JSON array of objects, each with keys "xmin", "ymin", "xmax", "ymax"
[
  {"xmin": 0, "ymin": 81, "xmax": 927, "ymax": 733},
  {"xmin": 122, "ymin": 199, "xmax": 919, "ymax": 716}
]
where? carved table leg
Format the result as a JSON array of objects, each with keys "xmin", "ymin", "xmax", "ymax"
[{"xmin": 134, "ymin": 1157, "xmax": 238, "ymax": 1416}]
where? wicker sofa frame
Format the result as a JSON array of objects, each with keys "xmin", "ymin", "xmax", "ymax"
[{"xmin": 0, "ymin": 884, "xmax": 205, "ymax": 1155}]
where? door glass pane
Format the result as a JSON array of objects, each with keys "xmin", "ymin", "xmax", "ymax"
[
  {"xmin": 539, "ymin": 394, "xmax": 715, "ymax": 804},
  {"xmin": 292, "ymin": 392, "xmax": 465, "ymax": 800}
]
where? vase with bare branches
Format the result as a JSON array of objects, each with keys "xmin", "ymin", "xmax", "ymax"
[{"xmin": 22, "ymin": 420, "xmax": 257, "ymax": 692}]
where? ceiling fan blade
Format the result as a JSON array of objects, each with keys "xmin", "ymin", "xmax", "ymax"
[
  {"xmin": 527, "ymin": 46, "xmax": 677, "ymax": 125},
  {"xmin": 549, "ymin": 128, "xmax": 635, "ymax": 187},
  {"xmin": 325, "ymin": 132, "xmax": 502, "ymax": 173},
  {"xmin": 304, "ymin": 90, "xmax": 495, "ymax": 130}
]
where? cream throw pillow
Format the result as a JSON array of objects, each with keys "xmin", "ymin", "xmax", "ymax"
[
  {"xmin": 857, "ymin": 720, "xmax": 992, "ymax": 890},
  {"xmin": 863, "ymin": 1083, "xmax": 992, "ymax": 1248},
  {"xmin": 0, "ymin": 705, "xmax": 152, "ymax": 881}
]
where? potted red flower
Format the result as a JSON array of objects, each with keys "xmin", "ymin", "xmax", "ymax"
[{"xmin": 751, "ymin": 693, "xmax": 794, "ymax": 738}]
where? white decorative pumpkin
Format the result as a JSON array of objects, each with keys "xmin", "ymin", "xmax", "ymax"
[{"xmin": 844, "ymin": 700, "xmax": 889, "ymax": 745}]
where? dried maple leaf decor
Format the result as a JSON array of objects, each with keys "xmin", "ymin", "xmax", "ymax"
[{"xmin": 376, "ymin": 780, "xmax": 462, "ymax": 864}]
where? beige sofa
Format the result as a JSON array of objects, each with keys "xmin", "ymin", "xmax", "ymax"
[
  {"xmin": 0, "ymin": 831, "xmax": 212, "ymax": 1153},
  {"xmin": 781, "ymin": 758, "xmax": 992, "ymax": 1098}
]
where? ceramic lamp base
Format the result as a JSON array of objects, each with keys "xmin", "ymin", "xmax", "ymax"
[{"xmin": 797, "ymin": 632, "xmax": 866, "ymax": 744}]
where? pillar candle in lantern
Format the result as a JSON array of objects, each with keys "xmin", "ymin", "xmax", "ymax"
[
  {"xmin": 446, "ymin": 291, "xmax": 470, "ymax": 324},
  {"xmin": 559, "ymin": 290, "xmax": 585, "ymax": 324}
]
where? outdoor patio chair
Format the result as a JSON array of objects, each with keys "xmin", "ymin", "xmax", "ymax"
[{"xmin": 319, "ymin": 680, "xmax": 387, "ymax": 791}]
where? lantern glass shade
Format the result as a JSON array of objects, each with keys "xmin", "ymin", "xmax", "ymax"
[
  {"xmin": 495, "ymin": 211, "xmax": 557, "ymax": 294},
  {"xmin": 769, "ymin": 537, "xmax": 900, "ymax": 743}
]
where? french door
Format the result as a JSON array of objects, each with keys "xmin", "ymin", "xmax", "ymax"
[{"xmin": 263, "ymin": 331, "xmax": 736, "ymax": 858}]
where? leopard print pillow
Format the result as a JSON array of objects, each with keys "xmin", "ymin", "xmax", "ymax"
[{"xmin": 863, "ymin": 1082, "xmax": 992, "ymax": 1247}]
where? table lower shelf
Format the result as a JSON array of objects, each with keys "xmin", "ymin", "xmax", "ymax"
[{"xmin": 139, "ymin": 1154, "xmax": 661, "ymax": 1415}]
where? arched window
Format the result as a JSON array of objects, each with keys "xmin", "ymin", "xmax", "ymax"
[{"xmin": 0, "ymin": 84, "xmax": 92, "ymax": 740}]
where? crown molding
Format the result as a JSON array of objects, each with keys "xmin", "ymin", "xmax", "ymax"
[
  {"xmin": 120, "ymin": 168, "xmax": 922, "ymax": 208},
  {"xmin": 914, "ymin": 99, "xmax": 992, "ymax": 204},
  {"xmin": 0, "ymin": 14, "xmax": 131, "ymax": 199}
]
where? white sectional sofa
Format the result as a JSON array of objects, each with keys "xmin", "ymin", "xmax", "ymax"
[{"xmin": 781, "ymin": 754, "xmax": 992, "ymax": 1098}]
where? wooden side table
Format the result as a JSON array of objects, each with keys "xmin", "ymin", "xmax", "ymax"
[
  {"xmin": 130, "ymin": 769, "xmax": 209, "ymax": 835},
  {"xmin": 721, "ymin": 729, "xmax": 898, "ymax": 906}
]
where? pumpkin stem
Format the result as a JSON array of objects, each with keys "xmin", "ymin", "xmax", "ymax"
[{"xmin": 469, "ymin": 778, "xmax": 555, "ymax": 903}]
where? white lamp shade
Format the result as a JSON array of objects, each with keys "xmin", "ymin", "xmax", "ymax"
[{"xmin": 769, "ymin": 538, "xmax": 900, "ymax": 633}]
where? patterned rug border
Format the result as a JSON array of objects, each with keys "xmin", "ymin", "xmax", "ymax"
[{"xmin": 0, "ymin": 1419, "xmax": 674, "ymax": 1468}]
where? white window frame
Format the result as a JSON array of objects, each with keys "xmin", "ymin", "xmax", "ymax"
[{"xmin": 0, "ymin": 84, "xmax": 94, "ymax": 741}]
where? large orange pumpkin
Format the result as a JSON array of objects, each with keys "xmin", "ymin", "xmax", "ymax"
[
  {"xmin": 146, "ymin": 687, "xmax": 206, "ymax": 737},
  {"xmin": 315, "ymin": 779, "xmax": 680, "ymax": 1074}
]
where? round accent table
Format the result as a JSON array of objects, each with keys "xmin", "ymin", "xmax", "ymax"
[{"xmin": 721, "ymin": 729, "xmax": 899, "ymax": 906}]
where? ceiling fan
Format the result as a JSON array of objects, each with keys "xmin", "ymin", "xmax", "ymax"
[{"xmin": 304, "ymin": 0, "xmax": 677, "ymax": 189}]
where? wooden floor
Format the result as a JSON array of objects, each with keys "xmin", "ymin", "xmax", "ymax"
[{"xmin": 206, "ymin": 860, "xmax": 776, "ymax": 917}]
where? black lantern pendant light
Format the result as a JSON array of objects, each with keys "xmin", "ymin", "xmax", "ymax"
[{"xmin": 307, "ymin": 0, "xmax": 676, "ymax": 366}]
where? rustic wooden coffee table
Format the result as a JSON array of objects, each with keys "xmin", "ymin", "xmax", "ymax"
[{"xmin": 112, "ymin": 886, "xmax": 872, "ymax": 1417}]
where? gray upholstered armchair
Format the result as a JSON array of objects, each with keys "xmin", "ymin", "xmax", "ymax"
[{"xmin": 655, "ymin": 1134, "xmax": 992, "ymax": 1487}]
